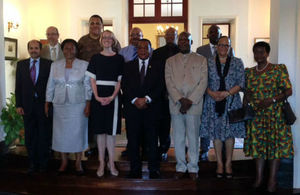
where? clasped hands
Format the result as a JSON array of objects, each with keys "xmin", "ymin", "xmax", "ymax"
[
  {"xmin": 95, "ymin": 96, "xmax": 114, "ymax": 106},
  {"xmin": 210, "ymin": 91, "xmax": 230, "ymax": 102},
  {"xmin": 134, "ymin": 97, "xmax": 148, "ymax": 110},
  {"xmin": 179, "ymin": 98, "xmax": 193, "ymax": 114}
]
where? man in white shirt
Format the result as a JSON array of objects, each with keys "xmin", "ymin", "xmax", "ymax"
[{"xmin": 40, "ymin": 26, "xmax": 64, "ymax": 61}]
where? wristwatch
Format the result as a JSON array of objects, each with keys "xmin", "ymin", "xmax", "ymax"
[{"xmin": 272, "ymin": 98, "xmax": 277, "ymax": 103}]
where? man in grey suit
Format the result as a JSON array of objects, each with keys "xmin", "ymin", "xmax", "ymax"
[{"xmin": 40, "ymin": 26, "xmax": 64, "ymax": 61}]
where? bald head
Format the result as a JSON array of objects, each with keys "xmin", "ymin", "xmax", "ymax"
[
  {"xmin": 164, "ymin": 27, "xmax": 178, "ymax": 45},
  {"xmin": 207, "ymin": 24, "xmax": 221, "ymax": 45},
  {"xmin": 130, "ymin": 27, "xmax": 143, "ymax": 47},
  {"xmin": 46, "ymin": 26, "xmax": 59, "ymax": 46},
  {"xmin": 178, "ymin": 32, "xmax": 193, "ymax": 54}
]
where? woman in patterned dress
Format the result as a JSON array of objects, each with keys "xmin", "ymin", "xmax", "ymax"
[
  {"xmin": 244, "ymin": 41, "xmax": 293, "ymax": 192},
  {"xmin": 86, "ymin": 30, "xmax": 124, "ymax": 177},
  {"xmin": 200, "ymin": 36, "xmax": 245, "ymax": 179}
]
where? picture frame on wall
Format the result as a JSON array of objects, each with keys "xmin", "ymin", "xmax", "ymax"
[
  {"xmin": 4, "ymin": 37, "xmax": 18, "ymax": 60},
  {"xmin": 254, "ymin": 37, "xmax": 270, "ymax": 43},
  {"xmin": 157, "ymin": 35, "xmax": 165, "ymax": 48}
]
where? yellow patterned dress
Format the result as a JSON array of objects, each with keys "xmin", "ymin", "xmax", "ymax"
[{"xmin": 244, "ymin": 64, "xmax": 293, "ymax": 159}]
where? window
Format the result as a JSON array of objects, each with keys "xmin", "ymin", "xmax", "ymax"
[
  {"xmin": 133, "ymin": 0, "xmax": 155, "ymax": 17},
  {"xmin": 129, "ymin": 0, "xmax": 188, "ymax": 31},
  {"xmin": 161, "ymin": 0, "xmax": 183, "ymax": 17}
]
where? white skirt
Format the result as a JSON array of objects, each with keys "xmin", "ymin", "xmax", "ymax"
[{"xmin": 52, "ymin": 102, "xmax": 88, "ymax": 153}]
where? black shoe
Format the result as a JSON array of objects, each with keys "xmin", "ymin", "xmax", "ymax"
[
  {"xmin": 149, "ymin": 171, "xmax": 161, "ymax": 179},
  {"xmin": 126, "ymin": 171, "xmax": 142, "ymax": 179},
  {"xmin": 75, "ymin": 169, "xmax": 84, "ymax": 176},
  {"xmin": 161, "ymin": 153, "xmax": 168, "ymax": 162},
  {"xmin": 121, "ymin": 149, "xmax": 128, "ymax": 157},
  {"xmin": 27, "ymin": 164, "xmax": 38, "ymax": 175}
]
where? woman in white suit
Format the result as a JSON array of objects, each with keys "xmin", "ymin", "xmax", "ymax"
[{"xmin": 45, "ymin": 39, "xmax": 92, "ymax": 175}]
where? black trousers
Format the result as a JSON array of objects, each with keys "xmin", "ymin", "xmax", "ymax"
[
  {"xmin": 158, "ymin": 113, "xmax": 171, "ymax": 154},
  {"xmin": 23, "ymin": 100, "xmax": 51, "ymax": 168},
  {"xmin": 126, "ymin": 109, "xmax": 159, "ymax": 173}
]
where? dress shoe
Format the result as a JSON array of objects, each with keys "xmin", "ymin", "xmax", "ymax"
[
  {"xmin": 96, "ymin": 167, "xmax": 105, "ymax": 178},
  {"xmin": 216, "ymin": 172, "xmax": 224, "ymax": 179},
  {"xmin": 161, "ymin": 153, "xmax": 168, "ymax": 162},
  {"xmin": 126, "ymin": 171, "xmax": 142, "ymax": 179},
  {"xmin": 107, "ymin": 162, "xmax": 119, "ymax": 176},
  {"xmin": 174, "ymin": 172, "xmax": 185, "ymax": 179},
  {"xmin": 57, "ymin": 169, "xmax": 67, "ymax": 176},
  {"xmin": 75, "ymin": 169, "xmax": 84, "ymax": 176},
  {"xmin": 121, "ymin": 149, "xmax": 128, "ymax": 157},
  {"xmin": 189, "ymin": 173, "xmax": 198, "ymax": 180},
  {"xmin": 225, "ymin": 172, "xmax": 233, "ymax": 179},
  {"xmin": 149, "ymin": 171, "xmax": 161, "ymax": 179}
]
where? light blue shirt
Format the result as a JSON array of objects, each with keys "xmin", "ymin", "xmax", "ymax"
[
  {"xmin": 30, "ymin": 57, "xmax": 40, "ymax": 82},
  {"xmin": 119, "ymin": 44, "xmax": 137, "ymax": 63}
]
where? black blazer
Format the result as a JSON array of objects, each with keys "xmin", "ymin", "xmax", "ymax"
[
  {"xmin": 121, "ymin": 58, "xmax": 163, "ymax": 117},
  {"xmin": 15, "ymin": 58, "xmax": 52, "ymax": 114}
]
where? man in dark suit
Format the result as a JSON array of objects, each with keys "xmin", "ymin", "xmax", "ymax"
[
  {"xmin": 15, "ymin": 40, "xmax": 52, "ymax": 174},
  {"xmin": 122, "ymin": 39, "xmax": 163, "ymax": 179},
  {"xmin": 196, "ymin": 24, "xmax": 234, "ymax": 161},
  {"xmin": 152, "ymin": 27, "xmax": 180, "ymax": 161}
]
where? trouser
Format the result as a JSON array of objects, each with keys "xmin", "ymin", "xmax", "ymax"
[
  {"xmin": 172, "ymin": 114, "xmax": 200, "ymax": 173},
  {"xmin": 23, "ymin": 101, "xmax": 51, "ymax": 168},
  {"xmin": 126, "ymin": 111, "xmax": 159, "ymax": 173}
]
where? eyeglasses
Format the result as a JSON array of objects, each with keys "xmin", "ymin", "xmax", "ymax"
[{"xmin": 217, "ymin": 44, "xmax": 230, "ymax": 48}]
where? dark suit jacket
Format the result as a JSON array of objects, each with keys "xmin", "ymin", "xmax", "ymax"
[
  {"xmin": 15, "ymin": 58, "xmax": 52, "ymax": 114},
  {"xmin": 196, "ymin": 43, "xmax": 235, "ymax": 58},
  {"xmin": 121, "ymin": 58, "xmax": 163, "ymax": 119}
]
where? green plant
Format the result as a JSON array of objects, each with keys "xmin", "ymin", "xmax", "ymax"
[{"xmin": 0, "ymin": 93, "xmax": 24, "ymax": 146}]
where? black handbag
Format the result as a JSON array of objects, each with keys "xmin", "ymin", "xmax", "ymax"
[
  {"xmin": 282, "ymin": 99, "xmax": 296, "ymax": 125},
  {"xmin": 228, "ymin": 95, "xmax": 255, "ymax": 123}
]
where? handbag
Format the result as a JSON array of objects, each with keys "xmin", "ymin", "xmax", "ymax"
[
  {"xmin": 282, "ymin": 98, "xmax": 296, "ymax": 125},
  {"xmin": 228, "ymin": 95, "xmax": 255, "ymax": 123}
]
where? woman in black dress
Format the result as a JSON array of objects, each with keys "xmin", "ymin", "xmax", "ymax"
[{"xmin": 86, "ymin": 30, "xmax": 124, "ymax": 177}]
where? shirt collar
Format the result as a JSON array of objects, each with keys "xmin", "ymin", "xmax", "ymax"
[
  {"xmin": 138, "ymin": 58, "xmax": 149, "ymax": 65},
  {"xmin": 30, "ymin": 57, "xmax": 40, "ymax": 63},
  {"xmin": 49, "ymin": 43, "xmax": 59, "ymax": 50}
]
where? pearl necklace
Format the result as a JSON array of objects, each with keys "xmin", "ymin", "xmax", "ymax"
[{"xmin": 256, "ymin": 62, "xmax": 269, "ymax": 72}]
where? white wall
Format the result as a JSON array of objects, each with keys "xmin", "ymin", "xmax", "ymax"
[
  {"xmin": 0, "ymin": 0, "xmax": 6, "ymax": 141},
  {"xmin": 270, "ymin": 0, "xmax": 300, "ymax": 188}
]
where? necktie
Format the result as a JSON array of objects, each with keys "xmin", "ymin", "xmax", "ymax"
[
  {"xmin": 140, "ymin": 60, "xmax": 145, "ymax": 84},
  {"xmin": 30, "ymin": 60, "xmax": 37, "ymax": 84},
  {"xmin": 51, "ymin": 47, "xmax": 57, "ymax": 61},
  {"xmin": 213, "ymin": 45, "xmax": 217, "ymax": 56}
]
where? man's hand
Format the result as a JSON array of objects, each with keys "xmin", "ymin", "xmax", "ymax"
[
  {"xmin": 16, "ymin": 107, "xmax": 24, "ymax": 115},
  {"xmin": 134, "ymin": 98, "xmax": 147, "ymax": 109},
  {"xmin": 179, "ymin": 98, "xmax": 193, "ymax": 114}
]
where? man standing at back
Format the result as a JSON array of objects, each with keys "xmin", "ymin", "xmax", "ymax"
[
  {"xmin": 40, "ymin": 26, "xmax": 64, "ymax": 61},
  {"xmin": 78, "ymin": 14, "xmax": 121, "ymax": 62},
  {"xmin": 119, "ymin": 27, "xmax": 143, "ymax": 63},
  {"xmin": 15, "ymin": 40, "xmax": 52, "ymax": 174},
  {"xmin": 152, "ymin": 27, "xmax": 179, "ymax": 161}
]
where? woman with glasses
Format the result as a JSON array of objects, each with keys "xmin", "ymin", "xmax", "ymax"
[
  {"xmin": 86, "ymin": 30, "xmax": 124, "ymax": 178},
  {"xmin": 200, "ymin": 36, "xmax": 245, "ymax": 179}
]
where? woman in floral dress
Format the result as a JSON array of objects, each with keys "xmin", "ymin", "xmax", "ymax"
[{"xmin": 244, "ymin": 41, "xmax": 293, "ymax": 192}]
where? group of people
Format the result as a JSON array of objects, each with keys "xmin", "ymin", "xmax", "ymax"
[{"xmin": 14, "ymin": 14, "xmax": 294, "ymax": 192}]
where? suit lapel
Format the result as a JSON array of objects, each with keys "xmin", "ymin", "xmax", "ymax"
[
  {"xmin": 35, "ymin": 59, "xmax": 43, "ymax": 85},
  {"xmin": 133, "ymin": 59, "xmax": 142, "ymax": 86}
]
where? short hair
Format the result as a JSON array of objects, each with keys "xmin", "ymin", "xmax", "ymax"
[
  {"xmin": 179, "ymin": 31, "xmax": 191, "ymax": 38},
  {"xmin": 46, "ymin": 26, "xmax": 59, "ymax": 35},
  {"xmin": 61, "ymin": 39, "xmax": 79, "ymax": 55},
  {"xmin": 89, "ymin": 14, "xmax": 103, "ymax": 24},
  {"xmin": 218, "ymin": 36, "xmax": 231, "ymax": 45},
  {"xmin": 138, "ymin": 38, "xmax": 152, "ymax": 49},
  {"xmin": 253, "ymin": 41, "xmax": 271, "ymax": 54},
  {"xmin": 27, "ymin": 40, "xmax": 42, "ymax": 50},
  {"xmin": 99, "ymin": 30, "xmax": 118, "ymax": 52}
]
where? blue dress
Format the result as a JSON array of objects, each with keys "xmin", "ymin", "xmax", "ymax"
[{"xmin": 199, "ymin": 57, "xmax": 245, "ymax": 141}]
